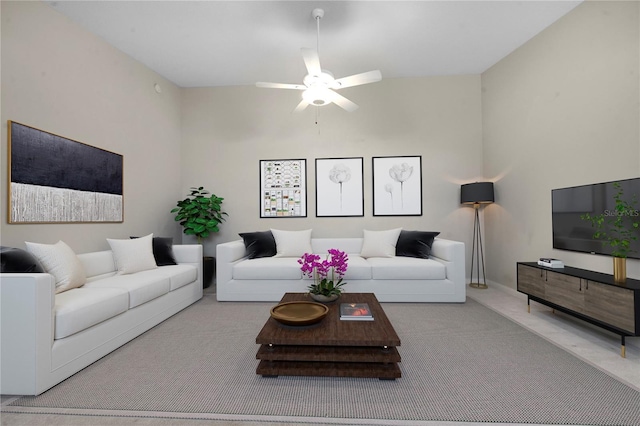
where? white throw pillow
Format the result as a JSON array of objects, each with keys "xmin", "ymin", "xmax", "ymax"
[
  {"xmin": 270, "ymin": 229, "xmax": 313, "ymax": 257},
  {"xmin": 25, "ymin": 240, "xmax": 86, "ymax": 293},
  {"xmin": 107, "ymin": 233, "xmax": 157, "ymax": 275},
  {"xmin": 360, "ymin": 228, "xmax": 403, "ymax": 258}
]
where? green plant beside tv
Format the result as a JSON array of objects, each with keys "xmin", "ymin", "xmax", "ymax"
[
  {"xmin": 581, "ymin": 181, "xmax": 639, "ymax": 282},
  {"xmin": 172, "ymin": 187, "xmax": 228, "ymax": 288}
]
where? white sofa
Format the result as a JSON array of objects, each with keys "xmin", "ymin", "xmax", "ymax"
[
  {"xmin": 0, "ymin": 245, "xmax": 203, "ymax": 396},
  {"xmin": 217, "ymin": 238, "xmax": 465, "ymax": 302}
]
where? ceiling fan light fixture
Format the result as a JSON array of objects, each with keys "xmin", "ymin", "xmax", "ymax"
[
  {"xmin": 302, "ymin": 87, "xmax": 331, "ymax": 106},
  {"xmin": 255, "ymin": 8, "xmax": 381, "ymax": 114}
]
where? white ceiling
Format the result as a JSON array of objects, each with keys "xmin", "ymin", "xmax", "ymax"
[{"xmin": 46, "ymin": 1, "xmax": 582, "ymax": 88}]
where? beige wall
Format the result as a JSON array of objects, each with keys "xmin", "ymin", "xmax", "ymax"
[
  {"xmin": 1, "ymin": 1, "xmax": 184, "ymax": 254},
  {"xmin": 482, "ymin": 1, "xmax": 640, "ymax": 288},
  {"xmin": 1, "ymin": 1, "xmax": 484, "ymax": 262},
  {"xmin": 5, "ymin": 0, "xmax": 636, "ymax": 285},
  {"xmin": 181, "ymin": 76, "xmax": 484, "ymax": 257}
]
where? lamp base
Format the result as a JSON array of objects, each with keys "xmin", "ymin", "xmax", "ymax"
[{"xmin": 469, "ymin": 282, "xmax": 488, "ymax": 289}]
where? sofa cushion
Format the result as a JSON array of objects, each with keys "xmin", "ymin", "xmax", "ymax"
[
  {"xmin": 78, "ymin": 251, "xmax": 117, "ymax": 281},
  {"xmin": 136, "ymin": 264, "xmax": 198, "ymax": 291},
  {"xmin": 271, "ymin": 229, "xmax": 313, "ymax": 257},
  {"xmin": 239, "ymin": 231, "xmax": 276, "ymax": 259},
  {"xmin": 396, "ymin": 230, "xmax": 440, "ymax": 258},
  {"xmin": 340, "ymin": 255, "xmax": 371, "ymax": 280},
  {"xmin": 367, "ymin": 257, "xmax": 446, "ymax": 280},
  {"xmin": 233, "ymin": 257, "xmax": 302, "ymax": 280},
  {"xmin": 131, "ymin": 236, "xmax": 178, "ymax": 266},
  {"xmin": 54, "ymin": 287, "xmax": 129, "ymax": 339},
  {"xmin": 360, "ymin": 228, "xmax": 402, "ymax": 258},
  {"xmin": 311, "ymin": 238, "xmax": 363, "ymax": 254},
  {"xmin": 25, "ymin": 240, "xmax": 86, "ymax": 293},
  {"xmin": 83, "ymin": 273, "xmax": 171, "ymax": 308},
  {"xmin": 107, "ymin": 234, "xmax": 157, "ymax": 275},
  {"xmin": 0, "ymin": 246, "xmax": 45, "ymax": 273}
]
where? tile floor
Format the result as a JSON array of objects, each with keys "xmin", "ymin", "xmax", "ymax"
[{"xmin": 469, "ymin": 281, "xmax": 640, "ymax": 391}]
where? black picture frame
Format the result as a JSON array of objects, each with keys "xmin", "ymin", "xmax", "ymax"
[
  {"xmin": 259, "ymin": 159, "xmax": 307, "ymax": 218},
  {"xmin": 372, "ymin": 155, "xmax": 422, "ymax": 216},
  {"xmin": 315, "ymin": 157, "xmax": 364, "ymax": 217}
]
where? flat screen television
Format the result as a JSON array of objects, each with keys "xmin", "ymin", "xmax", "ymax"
[{"xmin": 552, "ymin": 178, "xmax": 640, "ymax": 259}]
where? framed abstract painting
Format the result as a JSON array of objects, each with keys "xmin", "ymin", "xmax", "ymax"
[{"xmin": 8, "ymin": 121, "xmax": 123, "ymax": 223}]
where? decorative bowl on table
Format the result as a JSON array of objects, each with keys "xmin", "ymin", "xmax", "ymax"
[{"xmin": 270, "ymin": 301, "xmax": 329, "ymax": 326}]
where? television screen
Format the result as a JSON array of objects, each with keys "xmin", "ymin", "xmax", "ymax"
[{"xmin": 552, "ymin": 178, "xmax": 640, "ymax": 259}]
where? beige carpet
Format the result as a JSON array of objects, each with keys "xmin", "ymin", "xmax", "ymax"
[{"xmin": 6, "ymin": 292, "xmax": 640, "ymax": 425}]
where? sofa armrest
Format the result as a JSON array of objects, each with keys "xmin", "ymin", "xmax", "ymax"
[
  {"xmin": 172, "ymin": 245, "xmax": 203, "ymax": 289},
  {"xmin": 216, "ymin": 240, "xmax": 247, "ymax": 286},
  {"xmin": 430, "ymin": 238, "xmax": 465, "ymax": 287},
  {"xmin": 0, "ymin": 273, "xmax": 55, "ymax": 395}
]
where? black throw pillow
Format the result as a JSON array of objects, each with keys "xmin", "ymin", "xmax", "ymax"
[
  {"xmin": 395, "ymin": 231, "xmax": 440, "ymax": 259},
  {"xmin": 0, "ymin": 246, "xmax": 45, "ymax": 273},
  {"xmin": 130, "ymin": 236, "xmax": 178, "ymax": 266},
  {"xmin": 151, "ymin": 237, "xmax": 178, "ymax": 266},
  {"xmin": 239, "ymin": 231, "xmax": 276, "ymax": 259}
]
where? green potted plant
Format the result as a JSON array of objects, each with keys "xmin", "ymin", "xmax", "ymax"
[
  {"xmin": 172, "ymin": 187, "xmax": 227, "ymax": 288},
  {"xmin": 581, "ymin": 181, "xmax": 639, "ymax": 282}
]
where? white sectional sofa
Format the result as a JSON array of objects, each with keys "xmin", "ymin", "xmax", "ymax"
[
  {"xmin": 217, "ymin": 237, "xmax": 465, "ymax": 302},
  {"xmin": 0, "ymin": 244, "xmax": 202, "ymax": 396}
]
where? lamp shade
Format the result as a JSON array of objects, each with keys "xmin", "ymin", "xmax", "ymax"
[{"xmin": 461, "ymin": 182, "xmax": 494, "ymax": 205}]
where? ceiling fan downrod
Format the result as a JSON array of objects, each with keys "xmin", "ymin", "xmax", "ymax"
[{"xmin": 313, "ymin": 8, "xmax": 324, "ymax": 58}]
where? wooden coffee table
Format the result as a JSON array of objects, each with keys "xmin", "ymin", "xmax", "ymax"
[{"xmin": 256, "ymin": 292, "xmax": 401, "ymax": 379}]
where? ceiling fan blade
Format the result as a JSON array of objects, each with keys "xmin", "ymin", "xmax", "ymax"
[
  {"xmin": 293, "ymin": 99, "xmax": 309, "ymax": 113},
  {"xmin": 301, "ymin": 48, "xmax": 321, "ymax": 76},
  {"xmin": 332, "ymin": 70, "xmax": 382, "ymax": 89},
  {"xmin": 256, "ymin": 82, "xmax": 306, "ymax": 90},
  {"xmin": 326, "ymin": 90, "xmax": 359, "ymax": 112}
]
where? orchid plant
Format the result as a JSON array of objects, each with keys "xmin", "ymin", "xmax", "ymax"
[{"xmin": 298, "ymin": 249, "xmax": 348, "ymax": 297}]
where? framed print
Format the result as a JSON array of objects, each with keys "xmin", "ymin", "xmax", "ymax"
[
  {"xmin": 315, "ymin": 157, "xmax": 364, "ymax": 217},
  {"xmin": 372, "ymin": 155, "xmax": 422, "ymax": 216},
  {"xmin": 260, "ymin": 159, "xmax": 307, "ymax": 217},
  {"xmin": 8, "ymin": 121, "xmax": 123, "ymax": 223}
]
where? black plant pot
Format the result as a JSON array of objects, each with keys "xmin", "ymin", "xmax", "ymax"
[{"xmin": 203, "ymin": 256, "xmax": 216, "ymax": 289}]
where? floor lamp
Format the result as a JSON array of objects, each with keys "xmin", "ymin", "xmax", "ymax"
[{"xmin": 460, "ymin": 182, "xmax": 494, "ymax": 289}]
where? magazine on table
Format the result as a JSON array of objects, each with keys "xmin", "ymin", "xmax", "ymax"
[{"xmin": 340, "ymin": 303, "xmax": 374, "ymax": 321}]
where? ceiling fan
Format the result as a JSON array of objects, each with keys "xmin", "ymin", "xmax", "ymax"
[{"xmin": 256, "ymin": 8, "xmax": 382, "ymax": 113}]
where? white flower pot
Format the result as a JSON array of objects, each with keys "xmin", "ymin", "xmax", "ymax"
[{"xmin": 309, "ymin": 293, "xmax": 339, "ymax": 303}]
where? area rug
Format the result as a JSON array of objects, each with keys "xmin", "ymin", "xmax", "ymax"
[{"xmin": 7, "ymin": 293, "xmax": 640, "ymax": 425}]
